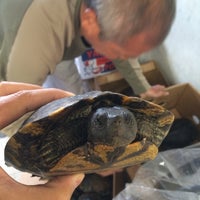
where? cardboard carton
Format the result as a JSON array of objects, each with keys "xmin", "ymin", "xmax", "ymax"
[
  {"xmin": 94, "ymin": 60, "xmax": 168, "ymax": 93},
  {"xmin": 112, "ymin": 170, "xmax": 132, "ymax": 197},
  {"xmin": 140, "ymin": 61, "xmax": 168, "ymax": 86},
  {"xmin": 153, "ymin": 83, "xmax": 200, "ymax": 130}
]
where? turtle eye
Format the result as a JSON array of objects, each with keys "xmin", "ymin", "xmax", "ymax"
[
  {"xmin": 124, "ymin": 112, "xmax": 135, "ymax": 126},
  {"xmin": 94, "ymin": 113, "xmax": 107, "ymax": 129}
]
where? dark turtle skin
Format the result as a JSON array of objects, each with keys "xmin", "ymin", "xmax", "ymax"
[{"xmin": 5, "ymin": 91, "xmax": 174, "ymax": 178}]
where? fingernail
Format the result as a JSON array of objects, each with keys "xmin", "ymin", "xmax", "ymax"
[{"xmin": 73, "ymin": 173, "xmax": 85, "ymax": 187}]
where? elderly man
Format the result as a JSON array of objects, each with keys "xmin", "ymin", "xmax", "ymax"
[{"xmin": 0, "ymin": 0, "xmax": 175, "ymax": 96}]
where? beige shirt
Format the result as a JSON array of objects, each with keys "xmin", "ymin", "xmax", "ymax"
[{"xmin": 6, "ymin": 0, "xmax": 83, "ymax": 84}]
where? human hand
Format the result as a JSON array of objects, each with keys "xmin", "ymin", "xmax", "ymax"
[
  {"xmin": 0, "ymin": 167, "xmax": 84, "ymax": 200},
  {"xmin": 0, "ymin": 81, "xmax": 85, "ymax": 200},
  {"xmin": 0, "ymin": 81, "xmax": 74, "ymax": 129},
  {"xmin": 97, "ymin": 168, "xmax": 123, "ymax": 177},
  {"xmin": 140, "ymin": 84, "xmax": 169, "ymax": 99}
]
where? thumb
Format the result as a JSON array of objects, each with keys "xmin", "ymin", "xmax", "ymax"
[{"xmin": 47, "ymin": 173, "xmax": 85, "ymax": 199}]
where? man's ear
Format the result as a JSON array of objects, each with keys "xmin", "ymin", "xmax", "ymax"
[{"xmin": 80, "ymin": 7, "xmax": 100, "ymax": 38}]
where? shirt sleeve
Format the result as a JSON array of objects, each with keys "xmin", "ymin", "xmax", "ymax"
[
  {"xmin": 112, "ymin": 58, "xmax": 151, "ymax": 94},
  {"xmin": 6, "ymin": 0, "xmax": 70, "ymax": 85}
]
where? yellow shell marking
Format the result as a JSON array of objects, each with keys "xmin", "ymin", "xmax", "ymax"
[
  {"xmin": 19, "ymin": 122, "xmax": 45, "ymax": 135},
  {"xmin": 49, "ymin": 107, "xmax": 65, "ymax": 117},
  {"xmin": 113, "ymin": 142, "xmax": 158, "ymax": 168}
]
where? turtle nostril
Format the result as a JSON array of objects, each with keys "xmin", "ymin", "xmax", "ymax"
[{"xmin": 112, "ymin": 117, "xmax": 122, "ymax": 126}]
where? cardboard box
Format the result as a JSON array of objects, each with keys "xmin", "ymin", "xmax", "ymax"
[
  {"xmin": 112, "ymin": 166, "xmax": 141, "ymax": 197},
  {"xmin": 152, "ymin": 83, "xmax": 200, "ymax": 130},
  {"xmin": 94, "ymin": 60, "xmax": 168, "ymax": 93},
  {"xmin": 93, "ymin": 70, "xmax": 129, "ymax": 93},
  {"xmin": 140, "ymin": 61, "xmax": 168, "ymax": 86}
]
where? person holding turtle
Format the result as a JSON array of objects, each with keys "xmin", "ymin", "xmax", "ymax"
[
  {"xmin": 0, "ymin": 81, "xmax": 174, "ymax": 200},
  {"xmin": 0, "ymin": 81, "xmax": 132, "ymax": 199}
]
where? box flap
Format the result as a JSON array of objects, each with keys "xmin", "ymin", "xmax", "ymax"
[
  {"xmin": 153, "ymin": 83, "xmax": 187, "ymax": 109},
  {"xmin": 153, "ymin": 83, "xmax": 200, "ymax": 130}
]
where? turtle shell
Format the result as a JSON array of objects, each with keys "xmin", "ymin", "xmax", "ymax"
[{"xmin": 5, "ymin": 91, "xmax": 174, "ymax": 178}]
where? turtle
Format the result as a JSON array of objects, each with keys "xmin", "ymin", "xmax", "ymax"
[{"xmin": 5, "ymin": 91, "xmax": 174, "ymax": 178}]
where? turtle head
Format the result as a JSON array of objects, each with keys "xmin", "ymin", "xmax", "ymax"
[{"xmin": 88, "ymin": 106, "xmax": 137, "ymax": 147}]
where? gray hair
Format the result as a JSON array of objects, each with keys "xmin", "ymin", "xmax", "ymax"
[{"xmin": 83, "ymin": 0, "xmax": 176, "ymax": 46}]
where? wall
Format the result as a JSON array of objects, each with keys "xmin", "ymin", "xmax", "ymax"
[{"xmin": 139, "ymin": 0, "xmax": 200, "ymax": 90}]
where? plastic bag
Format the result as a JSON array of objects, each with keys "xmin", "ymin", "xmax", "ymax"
[{"xmin": 114, "ymin": 145, "xmax": 200, "ymax": 200}]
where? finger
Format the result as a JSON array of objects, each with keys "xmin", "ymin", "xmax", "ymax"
[
  {"xmin": 0, "ymin": 88, "xmax": 74, "ymax": 129},
  {"xmin": 161, "ymin": 91, "xmax": 169, "ymax": 96},
  {"xmin": 97, "ymin": 168, "xmax": 123, "ymax": 177},
  {"xmin": 0, "ymin": 167, "xmax": 24, "ymax": 199},
  {"xmin": 151, "ymin": 84, "xmax": 166, "ymax": 89},
  {"xmin": 0, "ymin": 167, "xmax": 84, "ymax": 200},
  {"xmin": 0, "ymin": 167, "xmax": 16, "ymax": 183},
  {"xmin": 0, "ymin": 81, "xmax": 42, "ymax": 96},
  {"xmin": 151, "ymin": 87, "xmax": 165, "ymax": 92},
  {"xmin": 45, "ymin": 174, "xmax": 85, "ymax": 199}
]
